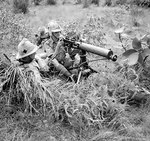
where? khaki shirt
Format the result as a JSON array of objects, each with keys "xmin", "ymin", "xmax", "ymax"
[{"xmin": 44, "ymin": 37, "xmax": 66, "ymax": 63}]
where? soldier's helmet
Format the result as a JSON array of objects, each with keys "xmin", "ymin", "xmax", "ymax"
[
  {"xmin": 47, "ymin": 20, "xmax": 62, "ymax": 33},
  {"xmin": 16, "ymin": 38, "xmax": 38, "ymax": 60},
  {"xmin": 38, "ymin": 26, "xmax": 49, "ymax": 38}
]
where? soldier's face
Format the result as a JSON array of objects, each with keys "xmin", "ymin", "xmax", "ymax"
[
  {"xmin": 53, "ymin": 32, "xmax": 60, "ymax": 39},
  {"xmin": 29, "ymin": 52, "xmax": 36, "ymax": 60}
]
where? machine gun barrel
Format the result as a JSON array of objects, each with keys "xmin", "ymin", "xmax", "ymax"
[{"xmin": 76, "ymin": 42, "xmax": 117, "ymax": 61}]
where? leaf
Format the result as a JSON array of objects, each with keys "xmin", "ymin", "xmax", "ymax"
[
  {"xmin": 126, "ymin": 52, "xmax": 139, "ymax": 66},
  {"xmin": 138, "ymin": 53, "xmax": 144, "ymax": 66},
  {"xmin": 141, "ymin": 48, "xmax": 150, "ymax": 58},
  {"xmin": 132, "ymin": 37, "xmax": 142, "ymax": 50},
  {"xmin": 122, "ymin": 49, "xmax": 137, "ymax": 58},
  {"xmin": 147, "ymin": 37, "xmax": 150, "ymax": 47}
]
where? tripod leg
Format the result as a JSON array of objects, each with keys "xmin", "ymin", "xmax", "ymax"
[{"xmin": 77, "ymin": 71, "xmax": 82, "ymax": 84}]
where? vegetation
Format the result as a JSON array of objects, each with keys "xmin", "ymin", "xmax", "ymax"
[
  {"xmin": 33, "ymin": 0, "xmax": 41, "ymax": 5},
  {"xmin": 1, "ymin": 1, "xmax": 150, "ymax": 141},
  {"xmin": 13, "ymin": 0, "xmax": 29, "ymax": 14},
  {"xmin": 0, "ymin": 2, "xmax": 32, "ymax": 55},
  {"xmin": 46, "ymin": 0, "xmax": 56, "ymax": 5}
]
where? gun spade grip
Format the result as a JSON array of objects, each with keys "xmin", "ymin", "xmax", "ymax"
[{"xmin": 77, "ymin": 42, "xmax": 113, "ymax": 59}]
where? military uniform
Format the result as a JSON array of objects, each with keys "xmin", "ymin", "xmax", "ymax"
[
  {"xmin": 44, "ymin": 20, "xmax": 78, "ymax": 82},
  {"xmin": 16, "ymin": 38, "xmax": 49, "ymax": 80}
]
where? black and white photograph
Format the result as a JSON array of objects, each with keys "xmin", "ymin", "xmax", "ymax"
[{"xmin": 0, "ymin": 0, "xmax": 150, "ymax": 140}]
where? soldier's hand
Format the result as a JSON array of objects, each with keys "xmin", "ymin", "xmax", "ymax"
[
  {"xmin": 12, "ymin": 60, "xmax": 22, "ymax": 67},
  {"xmin": 40, "ymin": 64, "xmax": 49, "ymax": 72}
]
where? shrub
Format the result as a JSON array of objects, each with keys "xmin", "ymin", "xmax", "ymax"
[
  {"xmin": 111, "ymin": 0, "xmax": 127, "ymax": 6},
  {"xmin": 33, "ymin": 0, "xmax": 41, "ymax": 5},
  {"xmin": 134, "ymin": 0, "xmax": 150, "ymax": 7},
  {"xmin": 75, "ymin": 0, "xmax": 82, "ymax": 4},
  {"xmin": 104, "ymin": 0, "xmax": 112, "ymax": 6},
  {"xmin": 46, "ymin": 0, "xmax": 56, "ymax": 5},
  {"xmin": 13, "ymin": 0, "xmax": 29, "ymax": 14},
  {"xmin": 91, "ymin": 0, "xmax": 99, "ymax": 6},
  {"xmin": 83, "ymin": 0, "xmax": 90, "ymax": 8}
]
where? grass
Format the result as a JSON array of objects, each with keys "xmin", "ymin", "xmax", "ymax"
[
  {"xmin": 13, "ymin": 0, "xmax": 29, "ymax": 14},
  {"xmin": 1, "ymin": 2, "xmax": 150, "ymax": 141}
]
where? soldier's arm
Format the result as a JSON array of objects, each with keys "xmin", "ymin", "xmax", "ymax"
[
  {"xmin": 51, "ymin": 39, "xmax": 64, "ymax": 59},
  {"xmin": 35, "ymin": 55, "xmax": 49, "ymax": 71}
]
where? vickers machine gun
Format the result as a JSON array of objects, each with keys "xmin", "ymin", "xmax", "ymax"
[
  {"xmin": 63, "ymin": 34, "xmax": 117, "ymax": 62},
  {"xmin": 58, "ymin": 33, "xmax": 118, "ymax": 82}
]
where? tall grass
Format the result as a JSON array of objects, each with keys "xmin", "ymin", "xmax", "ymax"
[{"xmin": 0, "ymin": 2, "xmax": 32, "ymax": 54}]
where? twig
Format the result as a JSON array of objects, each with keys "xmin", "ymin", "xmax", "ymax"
[
  {"xmin": 76, "ymin": 70, "xmax": 82, "ymax": 84},
  {"xmin": 119, "ymin": 33, "xmax": 126, "ymax": 51},
  {"xmin": 3, "ymin": 54, "xmax": 11, "ymax": 62}
]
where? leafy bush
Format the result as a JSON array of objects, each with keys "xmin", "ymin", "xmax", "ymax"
[
  {"xmin": 82, "ymin": 0, "xmax": 99, "ymax": 8},
  {"xmin": 131, "ymin": 0, "xmax": 150, "ymax": 7},
  {"xmin": 74, "ymin": 0, "xmax": 82, "ymax": 4},
  {"xmin": 33, "ymin": 0, "xmax": 41, "ymax": 5},
  {"xmin": 12, "ymin": 0, "xmax": 29, "ymax": 14},
  {"xmin": 13, "ymin": 0, "xmax": 29, "ymax": 14},
  {"xmin": 104, "ymin": 0, "xmax": 112, "ymax": 6},
  {"xmin": 83, "ymin": 0, "xmax": 90, "ymax": 8},
  {"xmin": 111, "ymin": 0, "xmax": 127, "ymax": 6},
  {"xmin": 91, "ymin": 0, "xmax": 100, "ymax": 6},
  {"xmin": 102, "ymin": 0, "xmax": 150, "ymax": 7},
  {"xmin": 46, "ymin": 0, "xmax": 56, "ymax": 5}
]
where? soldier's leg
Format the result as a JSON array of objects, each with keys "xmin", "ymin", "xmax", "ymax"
[
  {"xmin": 51, "ymin": 59, "xmax": 77, "ymax": 82},
  {"xmin": 51, "ymin": 59, "xmax": 72, "ymax": 77}
]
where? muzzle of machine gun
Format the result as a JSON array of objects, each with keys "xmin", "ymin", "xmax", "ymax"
[
  {"xmin": 63, "ymin": 37, "xmax": 117, "ymax": 62},
  {"xmin": 77, "ymin": 42, "xmax": 117, "ymax": 61}
]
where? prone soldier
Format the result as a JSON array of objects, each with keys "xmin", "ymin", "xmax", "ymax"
[{"xmin": 15, "ymin": 38, "xmax": 49, "ymax": 80}]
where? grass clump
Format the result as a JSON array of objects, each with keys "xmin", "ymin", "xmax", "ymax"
[
  {"xmin": 0, "ymin": 62, "xmax": 55, "ymax": 114},
  {"xmin": 33, "ymin": 0, "xmax": 41, "ymax": 5},
  {"xmin": 13, "ymin": 0, "xmax": 29, "ymax": 14},
  {"xmin": 83, "ymin": 0, "xmax": 90, "ymax": 8},
  {"xmin": 46, "ymin": 0, "xmax": 56, "ymax": 5},
  {"xmin": 130, "ymin": 0, "xmax": 150, "ymax": 7}
]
